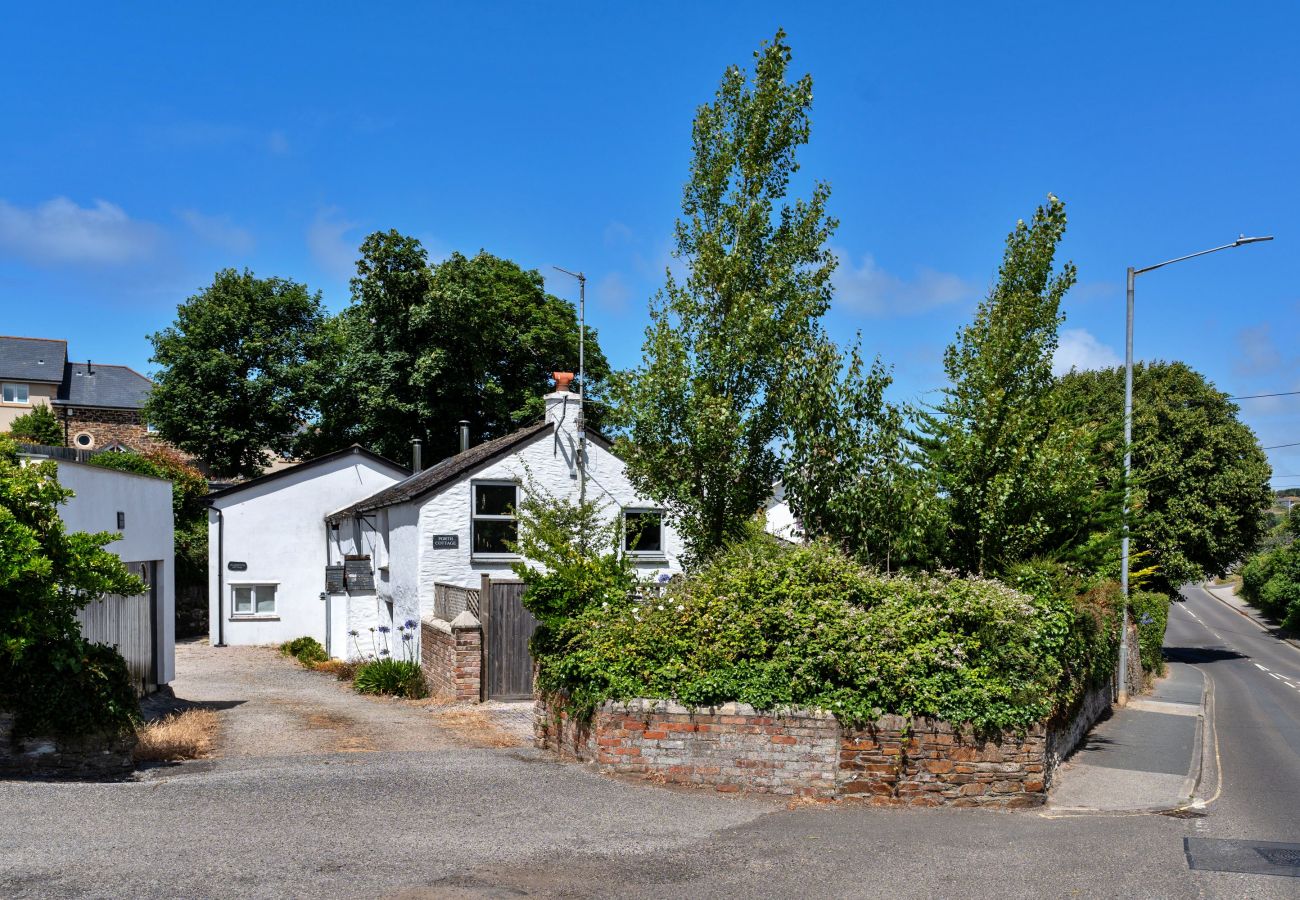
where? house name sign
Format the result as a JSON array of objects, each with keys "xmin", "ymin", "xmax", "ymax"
[{"xmin": 430, "ymin": 534, "xmax": 459, "ymax": 550}]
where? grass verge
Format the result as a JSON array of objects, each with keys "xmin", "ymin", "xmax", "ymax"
[{"xmin": 133, "ymin": 708, "xmax": 219, "ymax": 762}]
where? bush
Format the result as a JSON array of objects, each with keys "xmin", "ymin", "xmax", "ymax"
[
  {"xmin": 1130, "ymin": 591, "xmax": 1170, "ymax": 675},
  {"xmin": 7, "ymin": 404, "xmax": 63, "ymax": 445},
  {"xmin": 352, "ymin": 659, "xmax": 427, "ymax": 699},
  {"xmin": 280, "ymin": 636, "xmax": 328, "ymax": 667},
  {"xmin": 1240, "ymin": 546, "xmax": 1300, "ymax": 631},
  {"xmin": 527, "ymin": 524, "xmax": 1121, "ymax": 732},
  {"xmin": 8, "ymin": 638, "xmax": 139, "ymax": 738}
]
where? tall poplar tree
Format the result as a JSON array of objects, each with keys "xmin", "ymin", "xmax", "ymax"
[
  {"xmin": 618, "ymin": 30, "xmax": 839, "ymax": 560},
  {"xmin": 919, "ymin": 196, "xmax": 1112, "ymax": 574}
]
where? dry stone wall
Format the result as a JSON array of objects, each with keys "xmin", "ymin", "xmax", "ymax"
[{"xmin": 0, "ymin": 712, "xmax": 135, "ymax": 779}]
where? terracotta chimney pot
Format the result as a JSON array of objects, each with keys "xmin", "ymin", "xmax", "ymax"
[{"xmin": 552, "ymin": 371, "xmax": 575, "ymax": 393}]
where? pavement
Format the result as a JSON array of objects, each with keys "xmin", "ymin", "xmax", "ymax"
[{"xmin": 1048, "ymin": 662, "xmax": 1206, "ymax": 813}]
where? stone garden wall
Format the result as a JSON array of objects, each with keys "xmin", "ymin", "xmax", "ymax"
[{"xmin": 0, "ymin": 712, "xmax": 136, "ymax": 779}]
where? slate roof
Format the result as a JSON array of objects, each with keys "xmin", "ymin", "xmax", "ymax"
[
  {"xmin": 327, "ymin": 420, "xmax": 553, "ymax": 521},
  {"xmin": 207, "ymin": 444, "xmax": 410, "ymax": 504},
  {"xmin": 0, "ymin": 336, "xmax": 67, "ymax": 383},
  {"xmin": 54, "ymin": 362, "xmax": 153, "ymax": 410}
]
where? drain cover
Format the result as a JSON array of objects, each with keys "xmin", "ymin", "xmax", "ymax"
[{"xmin": 1185, "ymin": 838, "xmax": 1300, "ymax": 878}]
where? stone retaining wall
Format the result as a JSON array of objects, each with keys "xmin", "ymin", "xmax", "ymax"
[
  {"xmin": 0, "ymin": 712, "xmax": 136, "ymax": 779},
  {"xmin": 421, "ymin": 613, "xmax": 482, "ymax": 702}
]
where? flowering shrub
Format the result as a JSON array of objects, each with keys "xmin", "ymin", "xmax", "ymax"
[
  {"xmin": 521, "ymin": 502, "xmax": 1124, "ymax": 732},
  {"xmin": 348, "ymin": 620, "xmax": 427, "ymax": 698}
]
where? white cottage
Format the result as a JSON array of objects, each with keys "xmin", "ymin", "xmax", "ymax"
[
  {"xmin": 206, "ymin": 445, "xmax": 409, "ymax": 654},
  {"xmin": 324, "ymin": 384, "xmax": 685, "ymax": 659}
]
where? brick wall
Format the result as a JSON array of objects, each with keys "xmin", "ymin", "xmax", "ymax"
[
  {"xmin": 535, "ymin": 624, "xmax": 1142, "ymax": 806},
  {"xmin": 58, "ymin": 406, "xmax": 180, "ymax": 457},
  {"xmin": 421, "ymin": 615, "xmax": 482, "ymax": 702}
]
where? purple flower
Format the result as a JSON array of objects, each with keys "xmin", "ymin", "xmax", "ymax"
[
  {"xmin": 402, "ymin": 633, "xmax": 412, "ymax": 642},
  {"xmin": 348, "ymin": 630, "xmax": 358, "ymax": 637},
  {"xmin": 379, "ymin": 648, "xmax": 390, "ymax": 656},
  {"xmin": 657, "ymin": 573, "xmax": 671, "ymax": 584},
  {"xmin": 404, "ymin": 619, "xmax": 418, "ymax": 630},
  {"xmin": 378, "ymin": 626, "xmax": 391, "ymax": 634}
]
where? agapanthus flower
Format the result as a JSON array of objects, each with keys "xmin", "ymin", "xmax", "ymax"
[
  {"xmin": 657, "ymin": 573, "xmax": 671, "ymax": 584},
  {"xmin": 379, "ymin": 648, "xmax": 390, "ymax": 656},
  {"xmin": 404, "ymin": 619, "xmax": 417, "ymax": 630},
  {"xmin": 378, "ymin": 625, "xmax": 391, "ymax": 634}
]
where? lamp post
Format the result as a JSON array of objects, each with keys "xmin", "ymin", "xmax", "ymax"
[{"xmin": 1118, "ymin": 234, "xmax": 1273, "ymax": 703}]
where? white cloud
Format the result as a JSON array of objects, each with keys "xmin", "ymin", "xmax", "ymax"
[
  {"xmin": 1234, "ymin": 324, "xmax": 1285, "ymax": 377},
  {"xmin": 267, "ymin": 130, "xmax": 290, "ymax": 156},
  {"xmin": 833, "ymin": 250, "xmax": 974, "ymax": 316},
  {"xmin": 1053, "ymin": 328, "xmax": 1122, "ymax": 376},
  {"xmin": 594, "ymin": 272, "xmax": 631, "ymax": 311},
  {"xmin": 0, "ymin": 197, "xmax": 158, "ymax": 265},
  {"xmin": 179, "ymin": 209, "xmax": 254, "ymax": 254},
  {"xmin": 307, "ymin": 207, "xmax": 360, "ymax": 281}
]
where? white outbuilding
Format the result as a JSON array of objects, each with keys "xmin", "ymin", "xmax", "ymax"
[
  {"xmin": 53, "ymin": 459, "xmax": 176, "ymax": 692},
  {"xmin": 205, "ymin": 445, "xmax": 409, "ymax": 655}
]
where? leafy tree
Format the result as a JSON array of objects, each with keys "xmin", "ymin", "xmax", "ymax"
[
  {"xmin": 90, "ymin": 447, "xmax": 209, "ymax": 588},
  {"xmin": 616, "ymin": 30, "xmax": 838, "ymax": 561},
  {"xmin": 0, "ymin": 434, "xmax": 143, "ymax": 736},
  {"xmin": 1055, "ymin": 361, "xmax": 1272, "ymax": 595},
  {"xmin": 918, "ymin": 196, "xmax": 1113, "ymax": 574},
  {"xmin": 147, "ymin": 269, "xmax": 332, "ymax": 478},
  {"xmin": 7, "ymin": 403, "xmax": 63, "ymax": 445},
  {"xmin": 782, "ymin": 343, "xmax": 943, "ymax": 571},
  {"xmin": 306, "ymin": 237, "xmax": 608, "ymax": 462}
]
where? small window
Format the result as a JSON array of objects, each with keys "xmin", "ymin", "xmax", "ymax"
[
  {"xmin": 232, "ymin": 584, "xmax": 277, "ymax": 616},
  {"xmin": 624, "ymin": 510, "xmax": 664, "ymax": 556},
  {"xmin": 74, "ymin": 432, "xmax": 94, "ymax": 448},
  {"xmin": 472, "ymin": 482, "xmax": 518, "ymax": 556},
  {"xmin": 2, "ymin": 383, "xmax": 29, "ymax": 404},
  {"xmin": 145, "ymin": 420, "xmax": 159, "ymax": 434}
]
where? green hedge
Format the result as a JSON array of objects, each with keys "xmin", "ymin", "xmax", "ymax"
[
  {"xmin": 1130, "ymin": 591, "xmax": 1170, "ymax": 676},
  {"xmin": 280, "ymin": 636, "xmax": 327, "ymax": 667},
  {"xmin": 1241, "ymin": 546, "xmax": 1300, "ymax": 631},
  {"xmin": 5, "ymin": 638, "xmax": 139, "ymax": 738},
  {"xmin": 526, "ymin": 532, "xmax": 1121, "ymax": 732}
]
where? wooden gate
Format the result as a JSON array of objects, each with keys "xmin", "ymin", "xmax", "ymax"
[
  {"xmin": 75, "ymin": 560, "xmax": 158, "ymax": 695},
  {"xmin": 481, "ymin": 578, "xmax": 537, "ymax": 700}
]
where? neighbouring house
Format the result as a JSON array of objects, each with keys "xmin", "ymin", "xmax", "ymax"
[
  {"xmin": 50, "ymin": 458, "xmax": 176, "ymax": 694},
  {"xmin": 0, "ymin": 334, "xmax": 171, "ymax": 455},
  {"xmin": 763, "ymin": 482, "xmax": 803, "ymax": 543},
  {"xmin": 205, "ymin": 445, "xmax": 410, "ymax": 654}
]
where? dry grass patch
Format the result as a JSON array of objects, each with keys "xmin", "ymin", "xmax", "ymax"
[
  {"xmin": 428, "ymin": 708, "xmax": 522, "ymax": 748},
  {"xmin": 311, "ymin": 658, "xmax": 363, "ymax": 681},
  {"xmin": 134, "ymin": 708, "xmax": 219, "ymax": 762}
]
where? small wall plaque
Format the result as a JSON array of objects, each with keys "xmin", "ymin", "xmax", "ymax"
[
  {"xmin": 431, "ymin": 534, "xmax": 459, "ymax": 549},
  {"xmin": 325, "ymin": 565, "xmax": 346, "ymax": 593},
  {"xmin": 227, "ymin": 561, "xmax": 248, "ymax": 571}
]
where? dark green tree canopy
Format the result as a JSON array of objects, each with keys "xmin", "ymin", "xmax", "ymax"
[
  {"xmin": 307, "ymin": 236, "xmax": 608, "ymax": 462},
  {"xmin": 617, "ymin": 29, "xmax": 839, "ymax": 561},
  {"xmin": 1054, "ymin": 361, "xmax": 1272, "ymax": 594},
  {"xmin": 7, "ymin": 403, "xmax": 62, "ymax": 445},
  {"xmin": 147, "ymin": 269, "xmax": 331, "ymax": 478}
]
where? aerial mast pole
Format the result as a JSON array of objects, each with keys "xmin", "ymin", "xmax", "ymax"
[{"xmin": 552, "ymin": 266, "xmax": 587, "ymax": 506}]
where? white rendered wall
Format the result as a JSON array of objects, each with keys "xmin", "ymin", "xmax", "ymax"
[
  {"xmin": 763, "ymin": 483, "xmax": 803, "ymax": 543},
  {"xmin": 208, "ymin": 455, "xmax": 404, "ymax": 649},
  {"xmin": 412, "ymin": 393, "xmax": 685, "ymax": 617},
  {"xmin": 55, "ymin": 461, "xmax": 176, "ymax": 684}
]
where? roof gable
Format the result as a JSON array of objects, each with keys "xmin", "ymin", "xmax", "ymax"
[
  {"xmin": 0, "ymin": 336, "xmax": 67, "ymax": 383},
  {"xmin": 207, "ymin": 445, "xmax": 409, "ymax": 505},
  {"xmin": 327, "ymin": 420, "xmax": 552, "ymax": 520}
]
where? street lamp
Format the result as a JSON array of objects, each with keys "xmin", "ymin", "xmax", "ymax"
[{"xmin": 1118, "ymin": 234, "xmax": 1273, "ymax": 703}]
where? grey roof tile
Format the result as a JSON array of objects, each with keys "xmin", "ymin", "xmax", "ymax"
[
  {"xmin": 0, "ymin": 336, "xmax": 67, "ymax": 383},
  {"xmin": 328, "ymin": 420, "xmax": 553, "ymax": 520},
  {"xmin": 55, "ymin": 362, "xmax": 153, "ymax": 410}
]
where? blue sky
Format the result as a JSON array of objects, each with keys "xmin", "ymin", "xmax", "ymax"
[{"xmin": 3, "ymin": 3, "xmax": 1298, "ymax": 481}]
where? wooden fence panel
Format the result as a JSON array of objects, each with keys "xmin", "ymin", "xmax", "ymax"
[
  {"xmin": 76, "ymin": 584, "xmax": 156, "ymax": 696},
  {"xmin": 484, "ymin": 580, "xmax": 537, "ymax": 700}
]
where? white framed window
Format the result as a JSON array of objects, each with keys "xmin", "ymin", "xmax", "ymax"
[
  {"xmin": 471, "ymin": 481, "xmax": 519, "ymax": 557},
  {"xmin": 2, "ymin": 383, "xmax": 29, "ymax": 404},
  {"xmin": 231, "ymin": 583, "xmax": 277, "ymax": 617},
  {"xmin": 623, "ymin": 509, "xmax": 665, "ymax": 556},
  {"xmin": 74, "ymin": 431, "xmax": 95, "ymax": 448}
]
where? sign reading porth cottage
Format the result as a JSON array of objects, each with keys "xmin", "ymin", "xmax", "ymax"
[{"xmin": 430, "ymin": 534, "xmax": 459, "ymax": 550}]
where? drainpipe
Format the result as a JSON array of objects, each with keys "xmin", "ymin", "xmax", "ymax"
[
  {"xmin": 214, "ymin": 506, "xmax": 226, "ymax": 647},
  {"xmin": 323, "ymin": 519, "xmax": 333, "ymax": 656}
]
